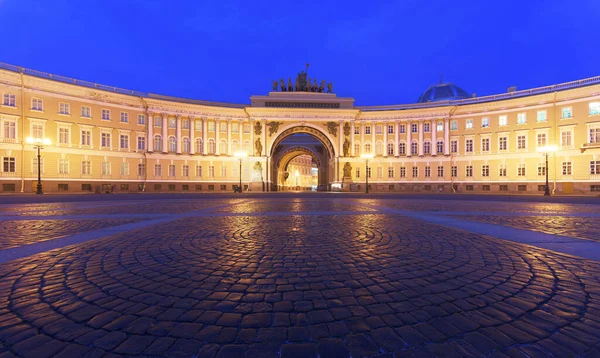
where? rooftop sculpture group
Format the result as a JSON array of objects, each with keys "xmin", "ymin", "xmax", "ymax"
[{"xmin": 272, "ymin": 63, "xmax": 333, "ymax": 94}]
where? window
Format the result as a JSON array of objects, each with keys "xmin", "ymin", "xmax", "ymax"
[
  {"xmin": 590, "ymin": 127, "xmax": 600, "ymax": 143},
  {"xmin": 120, "ymin": 134, "xmax": 129, "ymax": 149},
  {"xmin": 399, "ymin": 125, "xmax": 406, "ymax": 134},
  {"xmin": 195, "ymin": 165, "xmax": 202, "ymax": 177},
  {"xmin": 208, "ymin": 139, "xmax": 216, "ymax": 154},
  {"xmin": 120, "ymin": 112, "xmax": 128, "ymax": 123},
  {"xmin": 376, "ymin": 167, "xmax": 382, "ymax": 178},
  {"xmin": 400, "ymin": 167, "xmax": 406, "ymax": 178},
  {"xmin": 465, "ymin": 139, "xmax": 473, "ymax": 153},
  {"xmin": 412, "ymin": 166, "xmax": 418, "ymax": 178},
  {"xmin": 537, "ymin": 163, "xmax": 546, "ymax": 176},
  {"xmin": 138, "ymin": 164, "xmax": 145, "ymax": 176},
  {"xmin": 466, "ymin": 166, "xmax": 473, "ymax": 177},
  {"xmin": 209, "ymin": 165, "xmax": 215, "ymax": 177},
  {"xmin": 101, "ymin": 109, "xmax": 110, "ymax": 120},
  {"xmin": 465, "ymin": 119, "xmax": 473, "ymax": 129},
  {"xmin": 482, "ymin": 165, "xmax": 489, "ymax": 177},
  {"xmin": 219, "ymin": 139, "xmax": 227, "ymax": 154},
  {"xmin": 155, "ymin": 116, "xmax": 162, "ymax": 127},
  {"xmin": 437, "ymin": 122, "xmax": 443, "ymax": 132},
  {"xmin": 537, "ymin": 110, "xmax": 547, "ymax": 122},
  {"xmin": 183, "ymin": 119, "xmax": 190, "ymax": 130},
  {"xmin": 182, "ymin": 165, "xmax": 189, "ymax": 177},
  {"xmin": 154, "ymin": 164, "xmax": 162, "ymax": 176},
  {"xmin": 32, "ymin": 98, "xmax": 43, "ymax": 111},
  {"xmin": 219, "ymin": 122, "xmax": 227, "ymax": 132},
  {"xmin": 561, "ymin": 131, "xmax": 572, "ymax": 147},
  {"xmin": 562, "ymin": 162, "xmax": 572, "ymax": 175},
  {"xmin": 517, "ymin": 135, "xmax": 526, "ymax": 150},
  {"xmin": 169, "ymin": 136, "xmax": 177, "ymax": 152},
  {"xmin": 388, "ymin": 125, "xmax": 394, "ymax": 134},
  {"xmin": 243, "ymin": 123, "xmax": 251, "ymax": 133},
  {"xmin": 3, "ymin": 93, "xmax": 16, "ymax": 107},
  {"xmin": 101, "ymin": 162, "xmax": 111, "ymax": 176},
  {"xmin": 424, "ymin": 141, "xmax": 431, "ymax": 155},
  {"xmin": 399, "ymin": 142, "xmax": 406, "ymax": 155},
  {"xmin": 183, "ymin": 138, "xmax": 190, "ymax": 153},
  {"xmin": 411, "ymin": 141, "xmax": 418, "ymax": 155},
  {"xmin": 437, "ymin": 166, "xmax": 444, "ymax": 177},
  {"xmin": 81, "ymin": 161, "xmax": 91, "ymax": 175},
  {"xmin": 422, "ymin": 166, "xmax": 429, "ymax": 178},
  {"xmin": 451, "ymin": 140, "xmax": 458, "ymax": 153},
  {"xmin": 59, "ymin": 128, "xmax": 69, "ymax": 144},
  {"xmin": 375, "ymin": 125, "xmax": 382, "ymax": 134},
  {"xmin": 437, "ymin": 140, "xmax": 443, "ymax": 154},
  {"xmin": 32, "ymin": 157, "xmax": 44, "ymax": 174},
  {"xmin": 120, "ymin": 163, "xmax": 129, "ymax": 176},
  {"xmin": 101, "ymin": 132, "xmax": 111, "ymax": 148},
  {"xmin": 591, "ymin": 161, "xmax": 600, "ymax": 175},
  {"xmin": 169, "ymin": 118, "xmax": 176, "ymax": 128},
  {"xmin": 354, "ymin": 126, "xmax": 360, "ymax": 134},
  {"xmin": 451, "ymin": 166, "xmax": 457, "ymax": 177},
  {"xmin": 499, "ymin": 165, "xmax": 507, "ymax": 177},
  {"xmin": 499, "ymin": 184, "xmax": 508, "ymax": 192},
  {"xmin": 137, "ymin": 114, "xmax": 145, "ymax": 125},
  {"xmin": 424, "ymin": 123, "xmax": 430, "ymax": 132},
  {"xmin": 536, "ymin": 133, "xmax": 547, "ymax": 147},
  {"xmin": 388, "ymin": 167, "xmax": 394, "ymax": 178},
  {"xmin": 481, "ymin": 117, "xmax": 489, "ymax": 128},
  {"xmin": 154, "ymin": 135, "xmax": 162, "ymax": 152},
  {"xmin": 499, "ymin": 115, "xmax": 508, "ymax": 126},
  {"xmin": 411, "ymin": 123, "xmax": 418, "ymax": 133},
  {"xmin": 561, "ymin": 107, "xmax": 572, "ymax": 119},
  {"xmin": 365, "ymin": 126, "xmax": 371, "ymax": 134},
  {"xmin": 137, "ymin": 136, "xmax": 145, "ymax": 151},
  {"xmin": 387, "ymin": 142, "xmax": 394, "ymax": 156},
  {"xmin": 3, "ymin": 120, "xmax": 16, "ymax": 140},
  {"xmin": 81, "ymin": 130, "xmax": 91, "ymax": 146},
  {"xmin": 590, "ymin": 102, "xmax": 600, "ymax": 115},
  {"xmin": 2, "ymin": 157, "xmax": 15, "ymax": 173},
  {"xmin": 499, "ymin": 136, "xmax": 507, "ymax": 151},
  {"xmin": 356, "ymin": 167, "xmax": 360, "ymax": 178},
  {"xmin": 169, "ymin": 164, "xmax": 176, "ymax": 177},
  {"xmin": 196, "ymin": 138, "xmax": 203, "ymax": 154},
  {"xmin": 32, "ymin": 124, "xmax": 43, "ymax": 139},
  {"xmin": 450, "ymin": 120, "xmax": 458, "ymax": 131},
  {"xmin": 466, "ymin": 185, "xmax": 474, "ymax": 191},
  {"xmin": 81, "ymin": 106, "xmax": 91, "ymax": 118},
  {"xmin": 481, "ymin": 138, "xmax": 490, "ymax": 152},
  {"xmin": 518, "ymin": 164, "xmax": 526, "ymax": 176},
  {"xmin": 517, "ymin": 113, "xmax": 527, "ymax": 124},
  {"xmin": 59, "ymin": 102, "xmax": 70, "ymax": 115},
  {"xmin": 354, "ymin": 143, "xmax": 360, "ymax": 156}
]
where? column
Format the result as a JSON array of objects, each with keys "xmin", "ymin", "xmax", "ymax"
[
  {"xmin": 394, "ymin": 121, "xmax": 399, "ymax": 157},
  {"xmin": 238, "ymin": 120, "xmax": 243, "ymax": 153},
  {"xmin": 418, "ymin": 121, "xmax": 424, "ymax": 156},
  {"xmin": 407, "ymin": 121, "xmax": 412, "ymax": 157},
  {"xmin": 338, "ymin": 120, "xmax": 343, "ymax": 157},
  {"xmin": 147, "ymin": 113, "xmax": 154, "ymax": 152},
  {"xmin": 227, "ymin": 119, "xmax": 232, "ymax": 155},
  {"xmin": 371, "ymin": 121, "xmax": 375, "ymax": 154},
  {"xmin": 383, "ymin": 122, "xmax": 388, "ymax": 157},
  {"xmin": 189, "ymin": 116, "xmax": 195, "ymax": 155},
  {"xmin": 215, "ymin": 118, "xmax": 220, "ymax": 155},
  {"xmin": 250, "ymin": 119, "xmax": 255, "ymax": 156},
  {"xmin": 202, "ymin": 118, "xmax": 207, "ymax": 155},
  {"xmin": 360, "ymin": 121, "xmax": 365, "ymax": 155},
  {"xmin": 444, "ymin": 119, "xmax": 450, "ymax": 155},
  {"xmin": 262, "ymin": 119, "xmax": 267, "ymax": 156},
  {"xmin": 161, "ymin": 113, "xmax": 168, "ymax": 153},
  {"xmin": 431, "ymin": 120, "xmax": 437, "ymax": 156},
  {"xmin": 350, "ymin": 121, "xmax": 355, "ymax": 156},
  {"xmin": 176, "ymin": 115, "xmax": 182, "ymax": 154}
]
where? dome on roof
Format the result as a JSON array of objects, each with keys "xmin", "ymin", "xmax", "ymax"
[{"xmin": 417, "ymin": 83, "xmax": 470, "ymax": 103}]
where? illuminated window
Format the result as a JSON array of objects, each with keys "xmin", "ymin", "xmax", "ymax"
[
  {"xmin": 120, "ymin": 163, "xmax": 129, "ymax": 176},
  {"xmin": 169, "ymin": 136, "xmax": 177, "ymax": 152},
  {"xmin": 3, "ymin": 120, "xmax": 16, "ymax": 140},
  {"xmin": 450, "ymin": 120, "xmax": 458, "ymax": 130},
  {"xmin": 387, "ymin": 142, "xmax": 394, "ymax": 156},
  {"xmin": 58, "ymin": 128, "xmax": 69, "ymax": 144},
  {"xmin": 537, "ymin": 163, "xmax": 546, "ymax": 176},
  {"xmin": 208, "ymin": 139, "xmax": 216, "ymax": 154},
  {"xmin": 562, "ymin": 162, "xmax": 572, "ymax": 176},
  {"xmin": 59, "ymin": 102, "xmax": 70, "ymax": 115},
  {"xmin": 536, "ymin": 133, "xmax": 547, "ymax": 147},
  {"xmin": 517, "ymin": 113, "xmax": 527, "ymax": 124},
  {"xmin": 154, "ymin": 164, "xmax": 162, "ymax": 176},
  {"xmin": 102, "ymin": 162, "xmax": 111, "ymax": 176},
  {"xmin": 182, "ymin": 165, "xmax": 189, "ymax": 177},
  {"xmin": 195, "ymin": 165, "xmax": 202, "ymax": 177},
  {"xmin": 183, "ymin": 137, "xmax": 190, "ymax": 153},
  {"xmin": 2, "ymin": 157, "xmax": 15, "ymax": 173},
  {"xmin": 437, "ymin": 122, "xmax": 443, "ymax": 132},
  {"xmin": 208, "ymin": 122, "xmax": 215, "ymax": 132},
  {"xmin": 81, "ymin": 130, "xmax": 91, "ymax": 146},
  {"xmin": 561, "ymin": 107, "xmax": 572, "ymax": 119},
  {"xmin": 169, "ymin": 164, "xmax": 176, "ymax": 177},
  {"xmin": 465, "ymin": 119, "xmax": 473, "ymax": 129},
  {"xmin": 154, "ymin": 116, "xmax": 162, "ymax": 127},
  {"xmin": 81, "ymin": 161, "xmax": 91, "ymax": 175},
  {"xmin": 154, "ymin": 135, "xmax": 162, "ymax": 151},
  {"xmin": 561, "ymin": 131, "xmax": 572, "ymax": 147},
  {"xmin": 537, "ymin": 110, "xmax": 547, "ymax": 122},
  {"xmin": 481, "ymin": 117, "xmax": 489, "ymax": 128},
  {"xmin": 375, "ymin": 141, "xmax": 383, "ymax": 156},
  {"xmin": 590, "ymin": 127, "xmax": 600, "ymax": 143},
  {"xmin": 243, "ymin": 123, "xmax": 250, "ymax": 133},
  {"xmin": 354, "ymin": 143, "xmax": 360, "ymax": 156},
  {"xmin": 196, "ymin": 138, "xmax": 203, "ymax": 154},
  {"xmin": 232, "ymin": 122, "xmax": 239, "ymax": 133},
  {"xmin": 375, "ymin": 125, "xmax": 382, "ymax": 134},
  {"xmin": 499, "ymin": 115, "xmax": 508, "ymax": 126},
  {"xmin": 32, "ymin": 123, "xmax": 43, "ymax": 138},
  {"xmin": 219, "ymin": 139, "xmax": 227, "ymax": 154},
  {"xmin": 209, "ymin": 165, "xmax": 215, "ymax": 177},
  {"xmin": 183, "ymin": 119, "xmax": 190, "ymax": 129},
  {"xmin": 590, "ymin": 102, "xmax": 600, "ymax": 115},
  {"xmin": 219, "ymin": 122, "xmax": 227, "ymax": 132},
  {"xmin": 169, "ymin": 118, "xmax": 176, "ymax": 128},
  {"xmin": 365, "ymin": 142, "xmax": 372, "ymax": 153}
]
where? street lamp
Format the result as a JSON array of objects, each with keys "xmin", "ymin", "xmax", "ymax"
[
  {"xmin": 294, "ymin": 170, "xmax": 300, "ymax": 191},
  {"xmin": 537, "ymin": 145, "xmax": 557, "ymax": 196},
  {"xmin": 26, "ymin": 137, "xmax": 51, "ymax": 195},
  {"xmin": 234, "ymin": 151, "xmax": 247, "ymax": 193},
  {"xmin": 360, "ymin": 153, "xmax": 374, "ymax": 193}
]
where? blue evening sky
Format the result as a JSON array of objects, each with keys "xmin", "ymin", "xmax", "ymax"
[{"xmin": 0, "ymin": 0, "xmax": 598, "ymax": 106}]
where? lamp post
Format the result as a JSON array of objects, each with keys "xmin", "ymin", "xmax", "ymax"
[
  {"xmin": 26, "ymin": 137, "xmax": 51, "ymax": 195},
  {"xmin": 360, "ymin": 153, "xmax": 374, "ymax": 194},
  {"xmin": 234, "ymin": 151, "xmax": 247, "ymax": 193},
  {"xmin": 295, "ymin": 170, "xmax": 300, "ymax": 191},
  {"xmin": 536, "ymin": 145, "xmax": 557, "ymax": 196}
]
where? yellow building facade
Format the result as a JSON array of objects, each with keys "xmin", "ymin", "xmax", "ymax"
[{"xmin": 1, "ymin": 63, "xmax": 599, "ymax": 195}]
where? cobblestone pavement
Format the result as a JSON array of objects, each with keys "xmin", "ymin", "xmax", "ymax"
[{"xmin": 0, "ymin": 196, "xmax": 600, "ymax": 357}]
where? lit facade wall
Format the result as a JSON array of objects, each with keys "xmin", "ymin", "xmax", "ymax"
[{"xmin": 1, "ymin": 65, "xmax": 599, "ymax": 194}]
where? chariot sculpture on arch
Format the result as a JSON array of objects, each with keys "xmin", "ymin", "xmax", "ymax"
[{"xmin": 270, "ymin": 63, "xmax": 334, "ymax": 94}]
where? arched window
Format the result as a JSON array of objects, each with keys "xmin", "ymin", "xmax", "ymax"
[
  {"xmin": 387, "ymin": 142, "xmax": 394, "ymax": 156},
  {"xmin": 365, "ymin": 141, "xmax": 372, "ymax": 154},
  {"xmin": 437, "ymin": 139, "xmax": 444, "ymax": 154},
  {"xmin": 219, "ymin": 139, "xmax": 227, "ymax": 154},
  {"xmin": 399, "ymin": 142, "xmax": 406, "ymax": 155},
  {"xmin": 195, "ymin": 138, "xmax": 203, "ymax": 154},
  {"xmin": 154, "ymin": 135, "xmax": 162, "ymax": 152},
  {"xmin": 169, "ymin": 136, "xmax": 177, "ymax": 152},
  {"xmin": 182, "ymin": 137, "xmax": 190, "ymax": 153},
  {"xmin": 424, "ymin": 141, "xmax": 431, "ymax": 155},
  {"xmin": 243, "ymin": 140, "xmax": 251, "ymax": 153},
  {"xmin": 375, "ymin": 141, "xmax": 383, "ymax": 156},
  {"xmin": 232, "ymin": 140, "xmax": 239, "ymax": 153},
  {"xmin": 411, "ymin": 140, "xmax": 418, "ymax": 155},
  {"xmin": 208, "ymin": 139, "xmax": 216, "ymax": 154},
  {"xmin": 354, "ymin": 142, "xmax": 361, "ymax": 156}
]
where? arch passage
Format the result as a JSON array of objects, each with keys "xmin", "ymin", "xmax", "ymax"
[{"xmin": 270, "ymin": 126, "xmax": 336, "ymax": 158}]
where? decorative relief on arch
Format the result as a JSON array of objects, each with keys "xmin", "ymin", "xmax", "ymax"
[
  {"xmin": 270, "ymin": 126, "xmax": 336, "ymax": 158},
  {"xmin": 267, "ymin": 121, "xmax": 283, "ymax": 137},
  {"xmin": 324, "ymin": 121, "xmax": 339, "ymax": 137}
]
